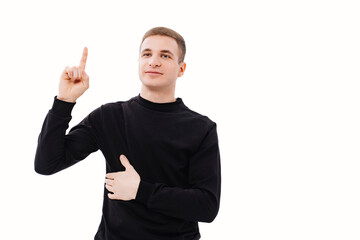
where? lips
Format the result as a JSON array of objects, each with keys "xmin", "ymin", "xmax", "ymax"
[{"xmin": 145, "ymin": 71, "xmax": 163, "ymax": 75}]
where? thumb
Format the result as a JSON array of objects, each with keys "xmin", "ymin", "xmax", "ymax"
[{"xmin": 119, "ymin": 155, "xmax": 131, "ymax": 169}]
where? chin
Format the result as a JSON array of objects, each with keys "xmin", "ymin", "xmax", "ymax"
[
  {"xmin": 140, "ymin": 77, "xmax": 163, "ymax": 88},
  {"xmin": 141, "ymin": 78, "xmax": 175, "ymax": 91}
]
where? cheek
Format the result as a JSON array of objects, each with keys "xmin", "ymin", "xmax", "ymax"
[
  {"xmin": 171, "ymin": 66, "xmax": 180, "ymax": 76},
  {"xmin": 138, "ymin": 62, "xmax": 145, "ymax": 72},
  {"xmin": 164, "ymin": 64, "xmax": 176, "ymax": 74},
  {"xmin": 138, "ymin": 62, "xmax": 144, "ymax": 78}
]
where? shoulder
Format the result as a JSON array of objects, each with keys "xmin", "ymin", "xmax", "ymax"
[
  {"xmin": 101, "ymin": 100, "xmax": 126, "ymax": 109},
  {"xmin": 84, "ymin": 99, "xmax": 129, "ymax": 122},
  {"xmin": 182, "ymin": 106, "xmax": 217, "ymax": 134},
  {"xmin": 98, "ymin": 97, "xmax": 133, "ymax": 112}
]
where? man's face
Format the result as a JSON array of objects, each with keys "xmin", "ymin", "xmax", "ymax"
[{"xmin": 138, "ymin": 35, "xmax": 186, "ymax": 90}]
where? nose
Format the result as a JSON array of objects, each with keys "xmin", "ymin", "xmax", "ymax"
[{"xmin": 148, "ymin": 56, "xmax": 161, "ymax": 67}]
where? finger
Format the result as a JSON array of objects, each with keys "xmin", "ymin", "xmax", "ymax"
[
  {"xmin": 79, "ymin": 47, "xmax": 88, "ymax": 70},
  {"xmin": 73, "ymin": 68, "xmax": 77, "ymax": 79},
  {"xmin": 77, "ymin": 68, "xmax": 81, "ymax": 79},
  {"xmin": 63, "ymin": 66, "xmax": 71, "ymax": 79},
  {"xmin": 106, "ymin": 173, "xmax": 115, "ymax": 179},
  {"xmin": 105, "ymin": 183, "xmax": 113, "ymax": 192},
  {"xmin": 66, "ymin": 67, "xmax": 73, "ymax": 79},
  {"xmin": 105, "ymin": 179, "xmax": 113, "ymax": 186},
  {"xmin": 119, "ymin": 155, "xmax": 131, "ymax": 169},
  {"xmin": 71, "ymin": 66, "xmax": 77, "ymax": 80},
  {"xmin": 108, "ymin": 193, "xmax": 115, "ymax": 199}
]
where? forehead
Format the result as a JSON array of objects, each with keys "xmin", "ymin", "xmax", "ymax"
[{"xmin": 140, "ymin": 35, "xmax": 179, "ymax": 56}]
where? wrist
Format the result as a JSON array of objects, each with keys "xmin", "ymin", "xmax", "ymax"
[
  {"xmin": 51, "ymin": 95, "xmax": 76, "ymax": 117},
  {"xmin": 57, "ymin": 95, "xmax": 76, "ymax": 103}
]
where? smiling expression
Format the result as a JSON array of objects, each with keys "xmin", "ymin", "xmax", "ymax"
[{"xmin": 138, "ymin": 35, "xmax": 186, "ymax": 90}]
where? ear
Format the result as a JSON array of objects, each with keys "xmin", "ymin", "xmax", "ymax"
[{"xmin": 177, "ymin": 62, "xmax": 186, "ymax": 77}]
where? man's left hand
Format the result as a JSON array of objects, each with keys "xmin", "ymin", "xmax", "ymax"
[{"xmin": 105, "ymin": 154, "xmax": 141, "ymax": 201}]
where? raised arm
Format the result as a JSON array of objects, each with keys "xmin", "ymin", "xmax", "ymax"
[{"xmin": 34, "ymin": 47, "xmax": 101, "ymax": 175}]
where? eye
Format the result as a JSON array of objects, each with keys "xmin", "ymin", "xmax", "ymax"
[
  {"xmin": 162, "ymin": 54, "xmax": 170, "ymax": 58},
  {"xmin": 143, "ymin": 53, "xmax": 151, "ymax": 57}
]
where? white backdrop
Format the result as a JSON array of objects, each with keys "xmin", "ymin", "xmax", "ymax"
[{"xmin": 1, "ymin": 0, "xmax": 360, "ymax": 239}]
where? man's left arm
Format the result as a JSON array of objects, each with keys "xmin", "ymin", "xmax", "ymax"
[{"xmin": 106, "ymin": 123, "xmax": 221, "ymax": 223}]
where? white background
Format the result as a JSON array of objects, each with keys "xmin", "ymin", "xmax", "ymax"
[{"xmin": 1, "ymin": 0, "xmax": 360, "ymax": 239}]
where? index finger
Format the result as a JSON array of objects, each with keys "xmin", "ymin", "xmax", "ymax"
[{"xmin": 79, "ymin": 46, "xmax": 88, "ymax": 70}]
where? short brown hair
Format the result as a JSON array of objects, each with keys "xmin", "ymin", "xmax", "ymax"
[{"xmin": 140, "ymin": 26, "xmax": 186, "ymax": 64}]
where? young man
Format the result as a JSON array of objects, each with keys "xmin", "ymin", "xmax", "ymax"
[{"xmin": 34, "ymin": 26, "xmax": 221, "ymax": 240}]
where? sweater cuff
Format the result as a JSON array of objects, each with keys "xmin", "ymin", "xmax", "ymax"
[
  {"xmin": 135, "ymin": 180, "xmax": 156, "ymax": 206},
  {"xmin": 50, "ymin": 95, "xmax": 76, "ymax": 117}
]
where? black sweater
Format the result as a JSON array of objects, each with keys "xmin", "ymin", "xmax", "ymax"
[{"xmin": 34, "ymin": 93, "xmax": 221, "ymax": 240}]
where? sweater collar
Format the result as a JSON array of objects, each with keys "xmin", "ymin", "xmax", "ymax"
[{"xmin": 134, "ymin": 93, "xmax": 186, "ymax": 112}]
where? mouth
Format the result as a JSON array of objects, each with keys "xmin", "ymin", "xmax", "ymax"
[{"xmin": 145, "ymin": 71, "xmax": 163, "ymax": 75}]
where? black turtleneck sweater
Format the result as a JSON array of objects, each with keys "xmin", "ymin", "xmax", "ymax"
[{"xmin": 34, "ymin": 94, "xmax": 221, "ymax": 240}]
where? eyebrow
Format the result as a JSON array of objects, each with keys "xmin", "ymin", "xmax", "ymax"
[{"xmin": 141, "ymin": 48, "xmax": 175, "ymax": 56}]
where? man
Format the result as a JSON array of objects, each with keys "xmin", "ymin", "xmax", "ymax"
[{"xmin": 35, "ymin": 26, "xmax": 221, "ymax": 240}]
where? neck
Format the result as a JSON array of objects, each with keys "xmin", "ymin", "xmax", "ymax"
[{"xmin": 140, "ymin": 85, "xmax": 176, "ymax": 103}]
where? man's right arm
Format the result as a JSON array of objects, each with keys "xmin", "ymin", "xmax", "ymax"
[
  {"xmin": 34, "ymin": 96, "xmax": 101, "ymax": 175},
  {"xmin": 34, "ymin": 47, "xmax": 99, "ymax": 175}
]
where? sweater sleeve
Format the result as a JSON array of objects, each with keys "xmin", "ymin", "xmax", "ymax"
[
  {"xmin": 34, "ymin": 96, "xmax": 101, "ymax": 175},
  {"xmin": 135, "ymin": 123, "xmax": 221, "ymax": 223}
]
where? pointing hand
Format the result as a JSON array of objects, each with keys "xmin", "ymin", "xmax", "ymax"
[{"xmin": 58, "ymin": 47, "xmax": 89, "ymax": 103}]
